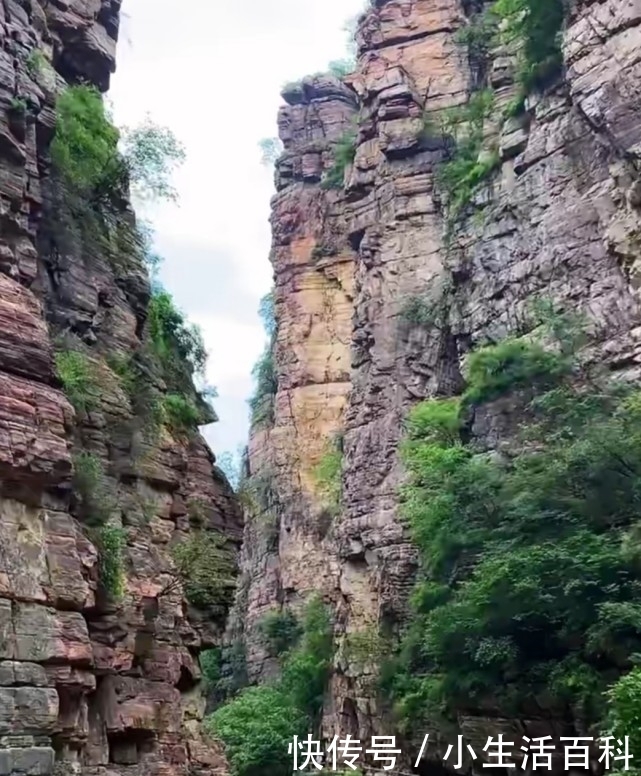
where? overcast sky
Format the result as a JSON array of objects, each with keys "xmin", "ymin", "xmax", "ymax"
[{"xmin": 109, "ymin": 0, "xmax": 363, "ymax": 462}]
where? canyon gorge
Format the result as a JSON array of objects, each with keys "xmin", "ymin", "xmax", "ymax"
[{"xmin": 2, "ymin": 0, "xmax": 641, "ymax": 775}]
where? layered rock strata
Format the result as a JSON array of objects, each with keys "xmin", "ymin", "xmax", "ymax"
[
  {"xmin": 0, "ymin": 2, "xmax": 242, "ymax": 775},
  {"xmin": 239, "ymin": 0, "xmax": 641, "ymax": 766}
]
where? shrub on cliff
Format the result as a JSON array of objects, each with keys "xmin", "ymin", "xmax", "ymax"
[
  {"xmin": 249, "ymin": 291, "xmax": 278, "ymax": 425},
  {"xmin": 147, "ymin": 290, "xmax": 216, "ymax": 429},
  {"xmin": 171, "ymin": 531, "xmax": 236, "ymax": 610},
  {"xmin": 383, "ymin": 310, "xmax": 641, "ymax": 734},
  {"xmin": 604, "ymin": 668, "xmax": 641, "ymax": 772},
  {"xmin": 96, "ymin": 525, "xmax": 126, "ymax": 600},
  {"xmin": 48, "ymin": 85, "xmax": 184, "ymax": 274},
  {"xmin": 207, "ymin": 686, "xmax": 306, "ymax": 776},
  {"xmin": 313, "ymin": 437, "xmax": 343, "ymax": 517},
  {"xmin": 260, "ymin": 609, "xmax": 302, "ymax": 657},
  {"xmin": 207, "ymin": 597, "xmax": 333, "ymax": 776},
  {"xmin": 321, "ymin": 130, "xmax": 357, "ymax": 190},
  {"xmin": 54, "ymin": 349, "xmax": 99, "ymax": 413}
]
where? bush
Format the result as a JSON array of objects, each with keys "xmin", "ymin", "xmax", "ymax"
[
  {"xmin": 604, "ymin": 668, "xmax": 641, "ymax": 771},
  {"xmin": 321, "ymin": 131, "xmax": 357, "ymax": 190},
  {"xmin": 171, "ymin": 531, "xmax": 236, "ymax": 610},
  {"xmin": 200, "ymin": 648, "xmax": 222, "ymax": 689},
  {"xmin": 206, "ymin": 686, "xmax": 306, "ymax": 776},
  {"xmin": 462, "ymin": 336, "xmax": 569, "ymax": 405},
  {"xmin": 280, "ymin": 597, "xmax": 333, "ymax": 722},
  {"xmin": 258, "ymin": 137, "xmax": 283, "ymax": 166},
  {"xmin": 313, "ymin": 442, "xmax": 343, "ymax": 517},
  {"xmin": 147, "ymin": 290, "xmax": 215, "ymax": 429},
  {"xmin": 387, "ymin": 318, "xmax": 641, "ymax": 733},
  {"xmin": 208, "ymin": 598, "xmax": 333, "ymax": 776},
  {"xmin": 327, "ymin": 58, "xmax": 355, "ymax": 78},
  {"xmin": 260, "ymin": 609, "xmax": 302, "ymax": 657},
  {"xmin": 491, "ymin": 0, "xmax": 565, "ymax": 91},
  {"xmin": 96, "ymin": 525, "xmax": 126, "ymax": 600},
  {"xmin": 73, "ymin": 452, "xmax": 114, "ymax": 527},
  {"xmin": 54, "ymin": 350, "xmax": 98, "ymax": 412},
  {"xmin": 148, "ymin": 291, "xmax": 207, "ymax": 389},
  {"xmin": 249, "ymin": 292, "xmax": 278, "ymax": 425},
  {"xmin": 437, "ymin": 90, "xmax": 499, "ymax": 220},
  {"xmin": 47, "ymin": 85, "xmax": 185, "ymax": 275},
  {"xmin": 120, "ymin": 117, "xmax": 185, "ymax": 202},
  {"xmin": 162, "ymin": 393, "xmax": 201, "ymax": 434}
]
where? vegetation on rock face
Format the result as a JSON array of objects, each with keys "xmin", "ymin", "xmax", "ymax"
[
  {"xmin": 260, "ymin": 609, "xmax": 302, "ymax": 657},
  {"xmin": 207, "ymin": 686, "xmax": 307, "ymax": 776},
  {"xmin": 249, "ymin": 292, "xmax": 278, "ymax": 425},
  {"xmin": 54, "ymin": 349, "xmax": 99, "ymax": 412},
  {"xmin": 604, "ymin": 669, "xmax": 641, "ymax": 770},
  {"xmin": 171, "ymin": 531, "xmax": 236, "ymax": 610},
  {"xmin": 96, "ymin": 525, "xmax": 126, "ymax": 600},
  {"xmin": 321, "ymin": 131, "xmax": 357, "ymax": 190},
  {"xmin": 313, "ymin": 435, "xmax": 343, "ymax": 517},
  {"xmin": 147, "ymin": 289, "xmax": 216, "ymax": 430},
  {"xmin": 72, "ymin": 452, "xmax": 114, "ymax": 527},
  {"xmin": 259, "ymin": 137, "xmax": 284, "ymax": 166},
  {"xmin": 382, "ymin": 309, "xmax": 641, "ymax": 735},
  {"xmin": 207, "ymin": 597, "xmax": 332, "ymax": 776},
  {"xmin": 435, "ymin": 90, "xmax": 499, "ymax": 221},
  {"xmin": 491, "ymin": 0, "xmax": 565, "ymax": 92}
]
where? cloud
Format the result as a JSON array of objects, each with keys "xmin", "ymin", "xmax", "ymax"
[{"xmin": 110, "ymin": 0, "xmax": 364, "ymax": 456}]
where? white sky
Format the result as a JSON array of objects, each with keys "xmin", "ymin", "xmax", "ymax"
[{"xmin": 109, "ymin": 0, "xmax": 364, "ymax": 461}]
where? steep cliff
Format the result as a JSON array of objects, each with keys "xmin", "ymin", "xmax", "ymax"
[
  {"xmin": 231, "ymin": 0, "xmax": 641, "ymax": 769},
  {"xmin": 0, "ymin": 3, "xmax": 241, "ymax": 776}
]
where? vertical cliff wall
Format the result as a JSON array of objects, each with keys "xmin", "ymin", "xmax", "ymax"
[
  {"xmin": 238, "ymin": 0, "xmax": 641, "ymax": 762},
  {"xmin": 0, "ymin": 3, "xmax": 242, "ymax": 776},
  {"xmin": 231, "ymin": 76, "xmax": 358, "ymax": 684}
]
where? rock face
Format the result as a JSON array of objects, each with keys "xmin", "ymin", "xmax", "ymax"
[
  {"xmin": 237, "ymin": 0, "xmax": 641, "ymax": 765},
  {"xmin": 229, "ymin": 75, "xmax": 358, "ymax": 684},
  {"xmin": 0, "ymin": 3, "xmax": 242, "ymax": 776}
]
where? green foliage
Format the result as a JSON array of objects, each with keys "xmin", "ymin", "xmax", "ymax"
[
  {"xmin": 207, "ymin": 598, "xmax": 333, "ymax": 776},
  {"xmin": 120, "ymin": 117, "xmax": 185, "ymax": 202},
  {"xmin": 200, "ymin": 648, "xmax": 222, "ymax": 690},
  {"xmin": 148, "ymin": 291, "xmax": 207, "ymax": 386},
  {"xmin": 400, "ymin": 278, "xmax": 452, "ymax": 329},
  {"xmin": 313, "ymin": 441, "xmax": 343, "ymax": 517},
  {"xmin": 72, "ymin": 452, "xmax": 114, "ymax": 527},
  {"xmin": 258, "ymin": 137, "xmax": 283, "ymax": 166},
  {"xmin": 10, "ymin": 97, "xmax": 27, "ymax": 114},
  {"xmin": 96, "ymin": 525, "xmax": 125, "ymax": 600},
  {"xmin": 491, "ymin": 0, "xmax": 565, "ymax": 91},
  {"xmin": 171, "ymin": 531, "xmax": 236, "ymax": 610},
  {"xmin": 54, "ymin": 349, "xmax": 98, "ymax": 413},
  {"xmin": 51, "ymin": 86, "xmax": 121, "ymax": 197},
  {"xmin": 147, "ymin": 290, "xmax": 215, "ymax": 428},
  {"xmin": 161, "ymin": 393, "xmax": 201, "ymax": 434},
  {"xmin": 206, "ymin": 686, "xmax": 307, "ymax": 776},
  {"xmin": 327, "ymin": 58, "xmax": 355, "ymax": 78},
  {"xmin": 260, "ymin": 609, "xmax": 302, "ymax": 657},
  {"xmin": 26, "ymin": 49, "xmax": 49, "ymax": 78},
  {"xmin": 47, "ymin": 85, "xmax": 185, "ymax": 276},
  {"xmin": 388, "ymin": 318, "xmax": 641, "ymax": 734},
  {"xmin": 216, "ymin": 640, "xmax": 249, "ymax": 700},
  {"xmin": 344, "ymin": 627, "xmax": 387, "ymax": 671},
  {"xmin": 437, "ymin": 90, "xmax": 499, "ymax": 220},
  {"xmin": 321, "ymin": 131, "xmax": 357, "ymax": 190},
  {"xmin": 249, "ymin": 292, "xmax": 278, "ymax": 425},
  {"xmin": 455, "ymin": 14, "xmax": 495, "ymax": 62},
  {"xmin": 280, "ymin": 597, "xmax": 333, "ymax": 723},
  {"xmin": 462, "ymin": 337, "xmax": 569, "ymax": 405},
  {"xmin": 605, "ymin": 668, "xmax": 641, "ymax": 772}
]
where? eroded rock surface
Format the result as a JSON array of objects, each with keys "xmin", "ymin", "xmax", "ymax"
[
  {"xmin": 238, "ymin": 0, "xmax": 641, "ymax": 766},
  {"xmin": 0, "ymin": 2, "xmax": 242, "ymax": 775}
]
